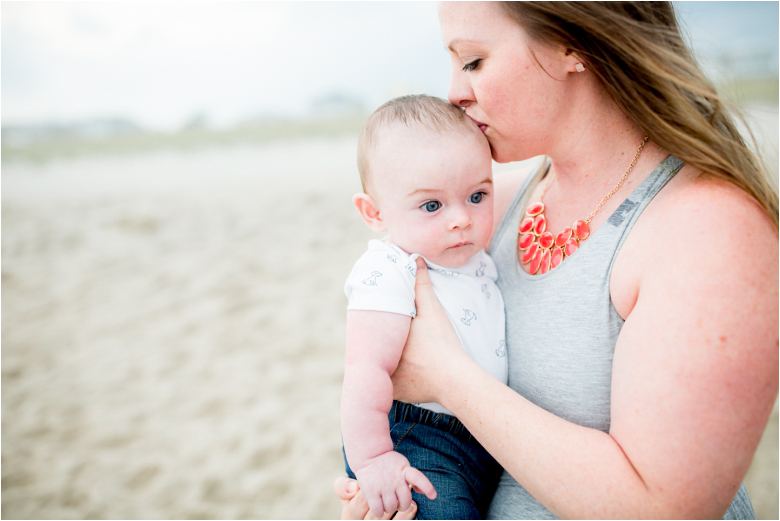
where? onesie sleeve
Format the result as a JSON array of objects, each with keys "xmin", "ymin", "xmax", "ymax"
[{"xmin": 344, "ymin": 242, "xmax": 417, "ymax": 317}]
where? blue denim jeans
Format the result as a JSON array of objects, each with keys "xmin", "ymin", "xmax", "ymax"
[{"xmin": 344, "ymin": 401, "xmax": 503, "ymax": 520}]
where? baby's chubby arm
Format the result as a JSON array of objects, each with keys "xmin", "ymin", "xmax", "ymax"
[{"xmin": 341, "ymin": 310, "xmax": 436, "ymax": 517}]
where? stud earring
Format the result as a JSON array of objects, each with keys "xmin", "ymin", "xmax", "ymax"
[{"xmin": 574, "ymin": 63, "xmax": 585, "ymax": 72}]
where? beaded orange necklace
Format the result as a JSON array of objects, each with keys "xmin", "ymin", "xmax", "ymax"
[{"xmin": 518, "ymin": 136, "xmax": 649, "ymax": 274}]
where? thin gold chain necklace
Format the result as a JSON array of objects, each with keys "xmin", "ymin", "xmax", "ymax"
[{"xmin": 517, "ymin": 136, "xmax": 649, "ymax": 274}]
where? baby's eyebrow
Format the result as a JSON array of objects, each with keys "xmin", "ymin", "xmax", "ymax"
[
  {"xmin": 407, "ymin": 187, "xmax": 439, "ymax": 197},
  {"xmin": 407, "ymin": 177, "xmax": 492, "ymax": 198}
]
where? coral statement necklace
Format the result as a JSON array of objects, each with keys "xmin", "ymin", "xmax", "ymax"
[{"xmin": 518, "ymin": 136, "xmax": 649, "ymax": 275}]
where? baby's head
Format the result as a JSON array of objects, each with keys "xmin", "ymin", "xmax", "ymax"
[{"xmin": 354, "ymin": 95, "xmax": 493, "ymax": 268}]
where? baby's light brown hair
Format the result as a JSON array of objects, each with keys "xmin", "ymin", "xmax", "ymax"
[{"xmin": 357, "ymin": 94, "xmax": 478, "ymax": 194}]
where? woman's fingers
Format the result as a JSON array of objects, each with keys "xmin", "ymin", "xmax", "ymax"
[
  {"xmin": 404, "ymin": 466, "xmax": 437, "ymax": 500},
  {"xmin": 367, "ymin": 508, "xmax": 397, "ymax": 521},
  {"xmin": 392, "ymin": 501, "xmax": 418, "ymax": 520},
  {"xmin": 413, "ymin": 257, "xmax": 435, "ymax": 312},
  {"xmin": 334, "ymin": 476, "xmax": 358, "ymax": 501},
  {"xmin": 334, "ymin": 477, "xmax": 372, "ymax": 520},
  {"xmin": 393, "ymin": 256, "xmax": 464, "ymax": 404}
]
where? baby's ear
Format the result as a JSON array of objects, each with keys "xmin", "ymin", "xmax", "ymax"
[{"xmin": 353, "ymin": 193, "xmax": 387, "ymax": 233}]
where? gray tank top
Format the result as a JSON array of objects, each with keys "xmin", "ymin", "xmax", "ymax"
[{"xmin": 486, "ymin": 155, "xmax": 755, "ymax": 519}]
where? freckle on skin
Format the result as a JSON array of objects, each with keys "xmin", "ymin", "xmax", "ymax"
[{"xmin": 720, "ymin": 335, "xmax": 728, "ymax": 343}]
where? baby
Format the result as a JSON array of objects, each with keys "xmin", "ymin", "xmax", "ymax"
[{"xmin": 342, "ymin": 95, "xmax": 508, "ymax": 519}]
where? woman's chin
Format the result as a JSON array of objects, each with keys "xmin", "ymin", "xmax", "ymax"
[
  {"xmin": 491, "ymin": 144, "xmax": 533, "ymax": 164},
  {"xmin": 488, "ymin": 142, "xmax": 515, "ymax": 164}
]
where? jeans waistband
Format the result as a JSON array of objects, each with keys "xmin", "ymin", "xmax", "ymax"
[{"xmin": 390, "ymin": 401, "xmax": 477, "ymax": 443}]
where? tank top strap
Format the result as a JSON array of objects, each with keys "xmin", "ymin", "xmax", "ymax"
[{"xmin": 603, "ymin": 155, "xmax": 685, "ymax": 270}]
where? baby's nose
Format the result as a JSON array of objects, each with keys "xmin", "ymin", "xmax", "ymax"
[{"xmin": 447, "ymin": 206, "xmax": 472, "ymax": 230}]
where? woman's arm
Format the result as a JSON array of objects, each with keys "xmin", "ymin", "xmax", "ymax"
[{"xmin": 393, "ymin": 181, "xmax": 778, "ymax": 518}]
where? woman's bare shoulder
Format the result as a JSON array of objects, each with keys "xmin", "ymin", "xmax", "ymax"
[
  {"xmin": 613, "ymin": 164, "xmax": 777, "ymax": 319},
  {"xmin": 656, "ymin": 165, "xmax": 775, "ymax": 242},
  {"xmin": 627, "ymin": 164, "xmax": 776, "ymax": 301}
]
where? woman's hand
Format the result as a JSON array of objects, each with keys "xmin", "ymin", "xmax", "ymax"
[
  {"xmin": 333, "ymin": 477, "xmax": 417, "ymax": 520},
  {"xmin": 391, "ymin": 258, "xmax": 472, "ymax": 405}
]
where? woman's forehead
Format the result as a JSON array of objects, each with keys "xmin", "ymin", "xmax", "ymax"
[{"xmin": 438, "ymin": 2, "xmax": 519, "ymax": 48}]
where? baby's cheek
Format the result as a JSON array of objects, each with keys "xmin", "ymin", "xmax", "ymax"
[
  {"xmin": 474, "ymin": 214, "xmax": 494, "ymax": 247},
  {"xmin": 419, "ymin": 230, "xmax": 447, "ymax": 256}
]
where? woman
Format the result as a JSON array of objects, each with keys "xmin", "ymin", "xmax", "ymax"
[{"xmin": 336, "ymin": 2, "xmax": 778, "ymax": 518}]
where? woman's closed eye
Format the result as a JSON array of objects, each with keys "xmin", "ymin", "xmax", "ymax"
[
  {"xmin": 422, "ymin": 200, "xmax": 442, "ymax": 213},
  {"xmin": 462, "ymin": 59, "xmax": 481, "ymax": 72}
]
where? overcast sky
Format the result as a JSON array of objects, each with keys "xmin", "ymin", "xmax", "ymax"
[{"xmin": 2, "ymin": 1, "xmax": 777, "ymax": 131}]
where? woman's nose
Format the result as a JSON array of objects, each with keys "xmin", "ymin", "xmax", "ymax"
[{"xmin": 447, "ymin": 69, "xmax": 474, "ymax": 108}]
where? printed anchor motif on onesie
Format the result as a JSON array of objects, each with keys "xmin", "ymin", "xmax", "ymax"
[
  {"xmin": 481, "ymin": 283, "xmax": 491, "ymax": 299},
  {"xmin": 496, "ymin": 339, "xmax": 506, "ymax": 357},
  {"xmin": 475, "ymin": 261, "xmax": 487, "ymax": 277}
]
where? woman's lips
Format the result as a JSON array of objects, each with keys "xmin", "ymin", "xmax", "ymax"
[{"xmin": 467, "ymin": 115, "xmax": 488, "ymax": 133}]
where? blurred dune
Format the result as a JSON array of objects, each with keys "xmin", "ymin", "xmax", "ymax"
[{"xmin": 2, "ymin": 104, "xmax": 778, "ymax": 519}]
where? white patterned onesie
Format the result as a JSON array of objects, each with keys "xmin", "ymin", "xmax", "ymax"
[{"xmin": 344, "ymin": 239, "xmax": 508, "ymax": 415}]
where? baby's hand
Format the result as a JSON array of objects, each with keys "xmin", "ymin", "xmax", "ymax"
[{"xmin": 354, "ymin": 451, "xmax": 436, "ymax": 518}]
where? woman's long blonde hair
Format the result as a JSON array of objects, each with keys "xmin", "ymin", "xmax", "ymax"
[{"xmin": 500, "ymin": 1, "xmax": 778, "ymax": 228}]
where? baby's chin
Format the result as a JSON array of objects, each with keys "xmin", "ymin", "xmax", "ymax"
[
  {"xmin": 389, "ymin": 238, "xmax": 485, "ymax": 268},
  {"xmin": 424, "ymin": 244, "xmax": 484, "ymax": 268}
]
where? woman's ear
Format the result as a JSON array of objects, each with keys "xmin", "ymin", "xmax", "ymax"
[
  {"xmin": 353, "ymin": 193, "xmax": 387, "ymax": 233},
  {"xmin": 564, "ymin": 48, "xmax": 586, "ymax": 73}
]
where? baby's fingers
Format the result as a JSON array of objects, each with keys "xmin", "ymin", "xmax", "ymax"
[
  {"xmin": 396, "ymin": 484, "xmax": 413, "ymax": 512},
  {"xmin": 366, "ymin": 495, "xmax": 385, "ymax": 520},
  {"xmin": 381, "ymin": 490, "xmax": 399, "ymax": 515},
  {"xmin": 404, "ymin": 467, "xmax": 437, "ymax": 500}
]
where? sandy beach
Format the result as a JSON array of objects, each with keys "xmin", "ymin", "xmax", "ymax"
[{"xmin": 2, "ymin": 104, "xmax": 778, "ymax": 519}]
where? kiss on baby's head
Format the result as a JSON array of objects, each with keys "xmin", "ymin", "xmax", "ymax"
[{"xmin": 353, "ymin": 95, "xmax": 494, "ymax": 268}]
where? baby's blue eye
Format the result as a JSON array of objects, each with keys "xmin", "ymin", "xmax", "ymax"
[
  {"xmin": 470, "ymin": 192, "xmax": 484, "ymax": 204},
  {"xmin": 422, "ymin": 201, "xmax": 441, "ymax": 212}
]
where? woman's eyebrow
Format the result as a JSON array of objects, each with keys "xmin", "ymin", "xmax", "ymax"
[{"xmin": 447, "ymin": 38, "xmax": 479, "ymax": 52}]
